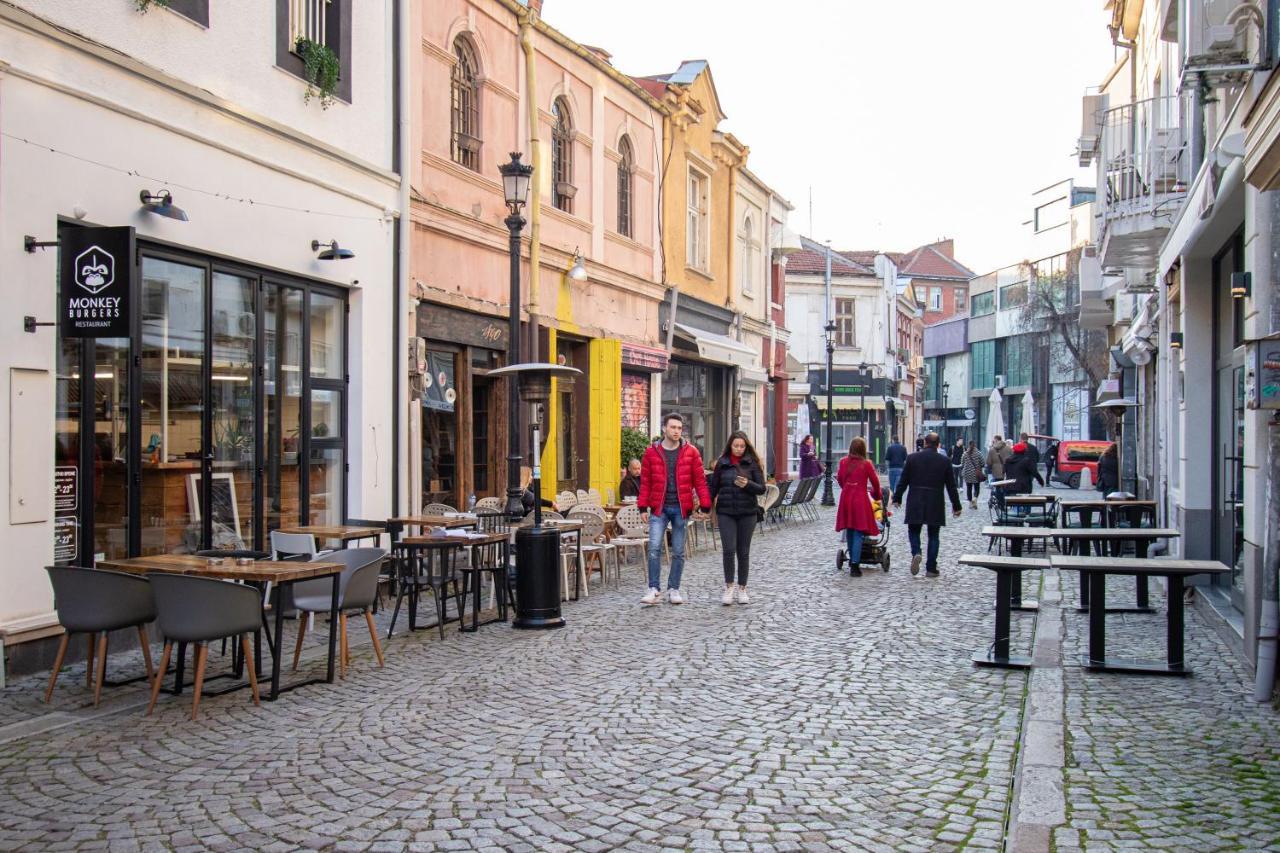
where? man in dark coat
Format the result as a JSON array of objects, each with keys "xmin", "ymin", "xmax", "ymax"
[
  {"xmin": 892, "ymin": 432, "xmax": 962, "ymax": 577},
  {"xmin": 1005, "ymin": 442, "xmax": 1045, "ymax": 495}
]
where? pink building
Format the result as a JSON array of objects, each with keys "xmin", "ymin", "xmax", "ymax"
[{"xmin": 411, "ymin": 0, "xmax": 667, "ymax": 506}]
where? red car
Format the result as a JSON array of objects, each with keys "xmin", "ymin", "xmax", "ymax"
[{"xmin": 1053, "ymin": 440, "xmax": 1111, "ymax": 489}]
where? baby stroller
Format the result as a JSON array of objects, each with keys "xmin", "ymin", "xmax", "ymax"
[{"xmin": 836, "ymin": 499, "xmax": 892, "ymax": 575}]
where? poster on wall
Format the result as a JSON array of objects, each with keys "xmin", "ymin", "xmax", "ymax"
[
  {"xmin": 59, "ymin": 226, "xmax": 134, "ymax": 338},
  {"xmin": 53, "ymin": 516, "xmax": 77, "ymax": 564}
]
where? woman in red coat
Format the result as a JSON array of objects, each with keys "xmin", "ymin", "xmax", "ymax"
[{"xmin": 835, "ymin": 436, "xmax": 882, "ymax": 577}]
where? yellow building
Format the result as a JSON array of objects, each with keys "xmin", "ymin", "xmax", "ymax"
[{"xmin": 636, "ymin": 61, "xmax": 759, "ymax": 457}]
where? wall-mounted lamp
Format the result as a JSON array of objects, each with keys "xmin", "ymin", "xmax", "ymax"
[
  {"xmin": 1231, "ymin": 271, "xmax": 1252, "ymax": 299},
  {"xmin": 1169, "ymin": 331, "xmax": 1184, "ymax": 349},
  {"xmin": 139, "ymin": 190, "xmax": 189, "ymax": 221},
  {"xmin": 312, "ymin": 239, "xmax": 354, "ymax": 260},
  {"xmin": 568, "ymin": 248, "xmax": 588, "ymax": 281}
]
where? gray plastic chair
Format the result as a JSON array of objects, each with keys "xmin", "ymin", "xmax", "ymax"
[
  {"xmin": 146, "ymin": 574, "xmax": 262, "ymax": 720},
  {"xmin": 292, "ymin": 548, "xmax": 387, "ymax": 678},
  {"xmin": 44, "ymin": 566, "xmax": 157, "ymax": 707}
]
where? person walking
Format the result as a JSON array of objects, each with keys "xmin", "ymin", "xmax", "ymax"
[
  {"xmin": 949, "ymin": 438, "xmax": 965, "ymax": 482},
  {"xmin": 892, "ymin": 432, "xmax": 962, "ymax": 577},
  {"xmin": 960, "ymin": 440, "xmax": 985, "ymax": 509},
  {"xmin": 1097, "ymin": 442, "xmax": 1120, "ymax": 494},
  {"xmin": 986, "ymin": 434, "xmax": 1011, "ymax": 482},
  {"xmin": 1019, "ymin": 432, "xmax": 1041, "ymax": 473},
  {"xmin": 798, "ymin": 434, "xmax": 824, "ymax": 479},
  {"xmin": 1005, "ymin": 442, "xmax": 1045, "ymax": 495},
  {"xmin": 1043, "ymin": 439, "xmax": 1059, "ymax": 485},
  {"xmin": 885, "ymin": 436, "xmax": 908, "ymax": 496},
  {"xmin": 708, "ymin": 431, "xmax": 766, "ymax": 605},
  {"xmin": 637, "ymin": 414, "xmax": 711, "ymax": 605},
  {"xmin": 835, "ymin": 437, "xmax": 882, "ymax": 577}
]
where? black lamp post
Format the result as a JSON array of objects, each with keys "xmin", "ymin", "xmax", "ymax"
[
  {"xmin": 498, "ymin": 153, "xmax": 534, "ymax": 520},
  {"xmin": 489, "ymin": 362, "xmax": 581, "ymax": 629},
  {"xmin": 860, "ymin": 361, "xmax": 869, "ymax": 446},
  {"xmin": 941, "ymin": 380, "xmax": 950, "ymax": 444},
  {"xmin": 821, "ymin": 321, "xmax": 837, "ymax": 506}
]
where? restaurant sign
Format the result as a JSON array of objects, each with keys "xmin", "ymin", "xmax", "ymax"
[
  {"xmin": 60, "ymin": 226, "xmax": 134, "ymax": 338},
  {"xmin": 416, "ymin": 304, "xmax": 509, "ymax": 350}
]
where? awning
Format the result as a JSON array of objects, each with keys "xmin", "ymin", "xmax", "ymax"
[
  {"xmin": 947, "ymin": 418, "xmax": 976, "ymax": 427},
  {"xmin": 738, "ymin": 366, "xmax": 769, "ymax": 385},
  {"xmin": 674, "ymin": 323, "xmax": 758, "ymax": 369},
  {"xmin": 788, "ymin": 383, "xmax": 812, "ymax": 396},
  {"xmin": 812, "ymin": 396, "xmax": 887, "ymax": 411},
  {"xmin": 921, "ymin": 419, "xmax": 946, "ymax": 428}
]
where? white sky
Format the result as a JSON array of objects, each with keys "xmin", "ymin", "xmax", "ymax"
[{"xmin": 543, "ymin": 0, "xmax": 1120, "ymax": 275}]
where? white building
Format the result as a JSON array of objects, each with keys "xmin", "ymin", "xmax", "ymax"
[{"xmin": 0, "ymin": 1, "xmax": 405, "ymax": 674}]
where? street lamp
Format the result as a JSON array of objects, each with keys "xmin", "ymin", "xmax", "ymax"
[
  {"xmin": 821, "ymin": 321, "xmax": 837, "ymax": 506},
  {"xmin": 859, "ymin": 361, "xmax": 868, "ymax": 447},
  {"xmin": 498, "ymin": 152, "xmax": 534, "ymax": 520},
  {"xmin": 941, "ymin": 380, "xmax": 950, "ymax": 445}
]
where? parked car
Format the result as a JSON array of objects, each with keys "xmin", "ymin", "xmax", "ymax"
[{"xmin": 1053, "ymin": 440, "xmax": 1111, "ymax": 489}]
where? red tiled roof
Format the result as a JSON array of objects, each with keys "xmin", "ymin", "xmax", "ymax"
[
  {"xmin": 838, "ymin": 250, "xmax": 906, "ymax": 268},
  {"xmin": 897, "ymin": 244, "xmax": 974, "ymax": 280},
  {"xmin": 631, "ymin": 76, "xmax": 668, "ymax": 99},
  {"xmin": 786, "ymin": 238, "xmax": 874, "ymax": 276}
]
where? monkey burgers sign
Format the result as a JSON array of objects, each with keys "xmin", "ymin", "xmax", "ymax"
[{"xmin": 60, "ymin": 226, "xmax": 134, "ymax": 338}]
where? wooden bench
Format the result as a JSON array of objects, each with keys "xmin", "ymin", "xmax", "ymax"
[
  {"xmin": 1050, "ymin": 556, "xmax": 1229, "ymax": 676},
  {"xmin": 958, "ymin": 555, "xmax": 1051, "ymax": 670}
]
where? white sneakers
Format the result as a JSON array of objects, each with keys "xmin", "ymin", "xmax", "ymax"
[
  {"xmin": 644, "ymin": 586, "xmax": 749, "ymax": 605},
  {"xmin": 721, "ymin": 584, "xmax": 736, "ymax": 605},
  {"xmin": 667, "ymin": 588, "xmax": 684, "ymax": 605},
  {"xmin": 720, "ymin": 584, "xmax": 751, "ymax": 605},
  {"xmin": 736, "ymin": 588, "xmax": 750, "ymax": 605},
  {"xmin": 911, "ymin": 553, "xmax": 923, "ymax": 576},
  {"xmin": 640, "ymin": 587, "xmax": 661, "ymax": 606}
]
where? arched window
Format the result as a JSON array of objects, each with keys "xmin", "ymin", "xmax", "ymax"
[
  {"xmin": 617, "ymin": 135, "xmax": 634, "ymax": 237},
  {"xmin": 739, "ymin": 213, "xmax": 757, "ymax": 296},
  {"xmin": 552, "ymin": 98, "xmax": 574, "ymax": 213},
  {"xmin": 450, "ymin": 37, "xmax": 481, "ymax": 171}
]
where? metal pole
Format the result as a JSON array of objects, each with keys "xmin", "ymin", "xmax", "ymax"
[
  {"xmin": 504, "ymin": 212, "xmax": 526, "ymax": 520},
  {"xmin": 821, "ymin": 335, "xmax": 835, "ymax": 506}
]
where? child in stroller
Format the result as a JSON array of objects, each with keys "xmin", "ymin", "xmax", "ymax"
[{"xmin": 837, "ymin": 498, "xmax": 892, "ymax": 575}]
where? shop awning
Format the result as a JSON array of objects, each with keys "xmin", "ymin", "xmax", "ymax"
[
  {"xmin": 946, "ymin": 418, "xmax": 976, "ymax": 427},
  {"xmin": 738, "ymin": 366, "xmax": 769, "ymax": 385},
  {"xmin": 812, "ymin": 396, "xmax": 887, "ymax": 411},
  {"xmin": 788, "ymin": 383, "xmax": 812, "ymax": 396},
  {"xmin": 674, "ymin": 323, "xmax": 758, "ymax": 369},
  {"xmin": 922, "ymin": 419, "xmax": 946, "ymax": 428}
]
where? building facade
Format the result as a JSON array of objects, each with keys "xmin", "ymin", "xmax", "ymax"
[{"xmin": 1, "ymin": 0, "xmax": 402, "ymax": 668}]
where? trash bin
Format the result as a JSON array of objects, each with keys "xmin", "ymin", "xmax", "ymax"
[{"xmin": 513, "ymin": 524, "xmax": 564, "ymax": 629}]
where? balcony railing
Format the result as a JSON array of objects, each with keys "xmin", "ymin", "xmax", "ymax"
[
  {"xmin": 1096, "ymin": 94, "xmax": 1192, "ymax": 265},
  {"xmin": 290, "ymin": 0, "xmax": 331, "ymax": 48}
]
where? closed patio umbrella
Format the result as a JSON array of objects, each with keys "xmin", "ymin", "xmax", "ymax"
[
  {"xmin": 1020, "ymin": 389, "xmax": 1036, "ymax": 438},
  {"xmin": 986, "ymin": 388, "xmax": 1005, "ymax": 445}
]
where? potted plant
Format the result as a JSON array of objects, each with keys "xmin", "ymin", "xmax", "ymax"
[
  {"xmin": 214, "ymin": 417, "xmax": 250, "ymax": 462},
  {"xmin": 555, "ymin": 181, "xmax": 578, "ymax": 199},
  {"xmin": 294, "ymin": 37, "xmax": 341, "ymax": 109},
  {"xmin": 135, "ymin": 0, "xmax": 171, "ymax": 12}
]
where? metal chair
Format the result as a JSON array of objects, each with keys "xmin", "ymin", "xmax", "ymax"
[
  {"xmin": 567, "ymin": 502, "xmax": 605, "ymax": 518},
  {"xmin": 145, "ymin": 574, "xmax": 262, "ymax": 719},
  {"xmin": 569, "ymin": 510, "xmax": 619, "ymax": 588},
  {"xmin": 474, "ymin": 497, "xmax": 503, "ymax": 511},
  {"xmin": 291, "ymin": 548, "xmax": 387, "ymax": 678},
  {"xmin": 387, "ymin": 539, "xmax": 465, "ymax": 640},
  {"xmin": 270, "ymin": 531, "xmax": 322, "ymax": 561},
  {"xmin": 556, "ymin": 491, "xmax": 578, "ymax": 511},
  {"xmin": 609, "ymin": 505, "xmax": 654, "ymax": 573},
  {"xmin": 424, "ymin": 503, "xmax": 458, "ymax": 516},
  {"xmin": 43, "ymin": 566, "xmax": 156, "ymax": 707}
]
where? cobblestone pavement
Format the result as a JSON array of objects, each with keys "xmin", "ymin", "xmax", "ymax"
[{"xmin": 0, "ymin": 483, "xmax": 1275, "ymax": 851}]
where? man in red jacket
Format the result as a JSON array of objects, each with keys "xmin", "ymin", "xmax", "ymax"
[{"xmin": 637, "ymin": 413, "xmax": 711, "ymax": 605}]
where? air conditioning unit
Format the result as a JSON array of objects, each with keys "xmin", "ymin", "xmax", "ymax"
[
  {"xmin": 1078, "ymin": 92, "xmax": 1108, "ymax": 166},
  {"xmin": 1183, "ymin": 0, "xmax": 1264, "ymax": 89},
  {"xmin": 994, "ymin": 374, "xmax": 1007, "ymax": 389},
  {"xmin": 895, "ymin": 363, "xmax": 908, "ymax": 382}
]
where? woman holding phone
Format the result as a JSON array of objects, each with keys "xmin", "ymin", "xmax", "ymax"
[{"xmin": 708, "ymin": 430, "xmax": 767, "ymax": 605}]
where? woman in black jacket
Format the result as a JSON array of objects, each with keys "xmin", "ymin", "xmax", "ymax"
[
  {"xmin": 1096, "ymin": 443, "xmax": 1119, "ymax": 494},
  {"xmin": 1004, "ymin": 442, "xmax": 1045, "ymax": 495},
  {"xmin": 708, "ymin": 431, "xmax": 767, "ymax": 605}
]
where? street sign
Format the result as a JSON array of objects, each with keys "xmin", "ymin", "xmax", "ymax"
[{"xmin": 60, "ymin": 226, "xmax": 134, "ymax": 338}]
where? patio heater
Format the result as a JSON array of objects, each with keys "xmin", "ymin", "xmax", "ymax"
[
  {"xmin": 488, "ymin": 362, "xmax": 581, "ymax": 630},
  {"xmin": 1092, "ymin": 398, "xmax": 1140, "ymax": 498}
]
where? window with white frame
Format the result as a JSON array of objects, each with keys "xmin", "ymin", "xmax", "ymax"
[
  {"xmin": 686, "ymin": 168, "xmax": 708, "ymax": 271},
  {"xmin": 930, "ymin": 287, "xmax": 943, "ymax": 311},
  {"xmin": 739, "ymin": 213, "xmax": 758, "ymax": 296},
  {"xmin": 955, "ymin": 288, "xmax": 967, "ymax": 311},
  {"xmin": 276, "ymin": 0, "xmax": 352, "ymax": 103}
]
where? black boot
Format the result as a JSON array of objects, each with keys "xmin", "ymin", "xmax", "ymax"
[{"xmin": 836, "ymin": 549, "xmax": 847, "ymax": 572}]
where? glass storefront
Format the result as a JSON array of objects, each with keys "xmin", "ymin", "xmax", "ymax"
[
  {"xmin": 54, "ymin": 227, "xmax": 347, "ymax": 564},
  {"xmin": 661, "ymin": 360, "xmax": 726, "ymax": 459}
]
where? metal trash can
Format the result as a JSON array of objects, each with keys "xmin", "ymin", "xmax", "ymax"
[{"xmin": 513, "ymin": 525, "xmax": 564, "ymax": 629}]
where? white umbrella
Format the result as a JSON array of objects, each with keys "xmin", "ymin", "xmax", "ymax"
[
  {"xmin": 986, "ymin": 388, "xmax": 1005, "ymax": 445},
  {"xmin": 1020, "ymin": 389, "xmax": 1036, "ymax": 439}
]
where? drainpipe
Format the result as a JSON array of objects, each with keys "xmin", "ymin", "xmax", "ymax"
[
  {"xmin": 1254, "ymin": 192, "xmax": 1280, "ymax": 702},
  {"xmin": 520, "ymin": 10, "xmax": 542, "ymax": 362},
  {"xmin": 389, "ymin": 0, "xmax": 409, "ymax": 516}
]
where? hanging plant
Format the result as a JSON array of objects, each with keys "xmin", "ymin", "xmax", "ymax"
[
  {"xmin": 135, "ymin": 0, "xmax": 171, "ymax": 12},
  {"xmin": 294, "ymin": 37, "xmax": 341, "ymax": 109}
]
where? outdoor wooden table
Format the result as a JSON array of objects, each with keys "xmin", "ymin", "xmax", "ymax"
[
  {"xmin": 276, "ymin": 524, "xmax": 384, "ymax": 546},
  {"xmin": 958, "ymin": 554, "xmax": 1051, "ymax": 669},
  {"xmin": 98, "ymin": 554, "xmax": 344, "ymax": 701},
  {"xmin": 989, "ymin": 479, "xmax": 1016, "ymax": 489},
  {"xmin": 981, "ymin": 526, "xmax": 1060, "ymax": 610},
  {"xmin": 1050, "ymin": 556, "xmax": 1229, "ymax": 675},
  {"xmin": 1004, "ymin": 495, "xmax": 1052, "ymax": 505},
  {"xmin": 388, "ymin": 515, "xmax": 476, "ymax": 529}
]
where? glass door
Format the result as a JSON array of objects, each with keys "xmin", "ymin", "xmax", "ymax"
[
  {"xmin": 139, "ymin": 258, "xmax": 206, "ymax": 556},
  {"xmin": 211, "ymin": 271, "xmax": 258, "ymax": 549},
  {"xmin": 264, "ymin": 284, "xmax": 305, "ymax": 534}
]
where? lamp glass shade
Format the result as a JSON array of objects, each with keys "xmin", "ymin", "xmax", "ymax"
[
  {"xmin": 499, "ymin": 153, "xmax": 533, "ymax": 207},
  {"xmin": 568, "ymin": 254, "xmax": 588, "ymax": 281}
]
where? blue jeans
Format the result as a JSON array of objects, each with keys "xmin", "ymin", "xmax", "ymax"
[
  {"xmin": 907, "ymin": 524, "xmax": 941, "ymax": 572},
  {"xmin": 888, "ymin": 466, "xmax": 903, "ymax": 495},
  {"xmin": 648, "ymin": 506, "xmax": 688, "ymax": 590},
  {"xmin": 844, "ymin": 529, "xmax": 865, "ymax": 565}
]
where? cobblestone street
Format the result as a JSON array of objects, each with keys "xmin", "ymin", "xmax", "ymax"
[{"xmin": 0, "ymin": 487, "xmax": 1277, "ymax": 851}]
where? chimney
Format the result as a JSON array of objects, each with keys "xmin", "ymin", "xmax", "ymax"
[{"xmin": 931, "ymin": 238, "xmax": 954, "ymax": 259}]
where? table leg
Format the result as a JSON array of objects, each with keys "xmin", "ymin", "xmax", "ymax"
[
  {"xmin": 994, "ymin": 571, "xmax": 1012, "ymax": 660},
  {"xmin": 1134, "ymin": 538, "xmax": 1151, "ymax": 609},
  {"xmin": 1079, "ymin": 568, "xmax": 1090, "ymax": 609},
  {"xmin": 1167, "ymin": 574, "xmax": 1186, "ymax": 671},
  {"xmin": 269, "ymin": 585, "xmax": 285, "ymax": 700},
  {"xmin": 326, "ymin": 574, "xmax": 340, "ymax": 683},
  {"xmin": 1010, "ymin": 537, "xmax": 1024, "ymax": 558},
  {"xmin": 1087, "ymin": 572, "xmax": 1106, "ymax": 667}
]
